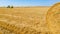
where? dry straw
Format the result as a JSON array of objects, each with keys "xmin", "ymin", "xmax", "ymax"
[{"xmin": 46, "ymin": 2, "xmax": 60, "ymax": 34}]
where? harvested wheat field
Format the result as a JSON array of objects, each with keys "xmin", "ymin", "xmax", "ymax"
[{"xmin": 0, "ymin": 3, "xmax": 60, "ymax": 34}]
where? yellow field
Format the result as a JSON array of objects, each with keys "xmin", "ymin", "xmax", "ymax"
[
  {"xmin": 1, "ymin": 2, "xmax": 60, "ymax": 34},
  {"xmin": 0, "ymin": 6, "xmax": 50, "ymax": 34}
]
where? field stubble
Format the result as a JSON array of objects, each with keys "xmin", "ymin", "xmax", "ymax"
[{"xmin": 0, "ymin": 7, "xmax": 50, "ymax": 34}]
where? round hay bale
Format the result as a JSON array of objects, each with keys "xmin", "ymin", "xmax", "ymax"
[{"xmin": 46, "ymin": 2, "xmax": 60, "ymax": 34}]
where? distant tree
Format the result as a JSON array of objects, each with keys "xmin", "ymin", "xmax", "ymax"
[
  {"xmin": 7, "ymin": 5, "xmax": 10, "ymax": 8},
  {"xmin": 11, "ymin": 6, "xmax": 13, "ymax": 8},
  {"xmin": 7, "ymin": 5, "xmax": 13, "ymax": 8}
]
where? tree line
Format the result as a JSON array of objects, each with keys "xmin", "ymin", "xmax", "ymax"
[{"xmin": 7, "ymin": 5, "xmax": 13, "ymax": 8}]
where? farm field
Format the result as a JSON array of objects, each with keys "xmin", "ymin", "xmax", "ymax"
[
  {"xmin": 0, "ymin": 3, "xmax": 60, "ymax": 34},
  {"xmin": 0, "ymin": 0, "xmax": 60, "ymax": 34},
  {"xmin": 0, "ymin": 6, "xmax": 50, "ymax": 34}
]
